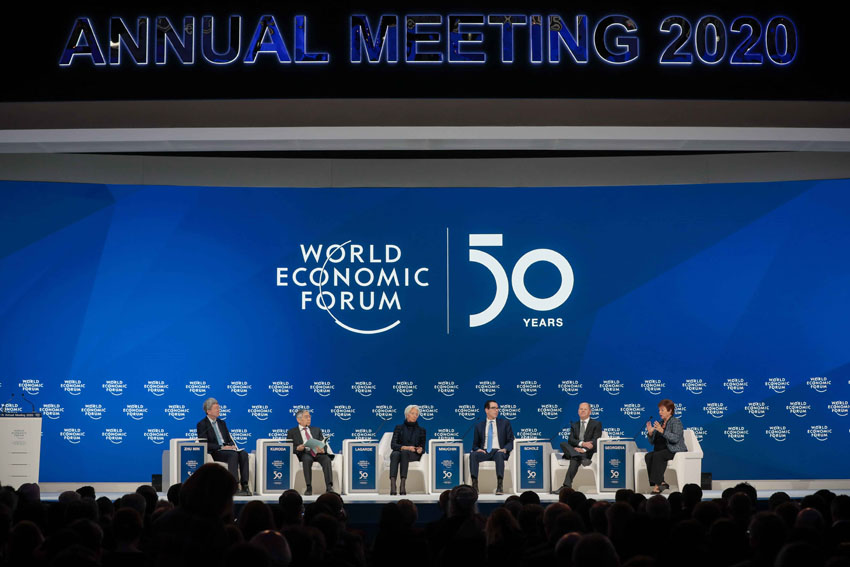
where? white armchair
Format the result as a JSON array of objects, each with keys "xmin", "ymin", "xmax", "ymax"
[
  {"xmin": 292, "ymin": 443, "xmax": 343, "ymax": 494},
  {"xmin": 376, "ymin": 432, "xmax": 430, "ymax": 494},
  {"xmin": 463, "ymin": 451, "xmax": 515, "ymax": 495},
  {"xmin": 550, "ymin": 431, "xmax": 609, "ymax": 493},
  {"xmin": 634, "ymin": 428, "xmax": 703, "ymax": 493}
]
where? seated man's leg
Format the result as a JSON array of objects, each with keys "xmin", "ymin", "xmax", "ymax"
[
  {"xmin": 493, "ymin": 451, "xmax": 507, "ymax": 478},
  {"xmin": 213, "ymin": 450, "xmax": 239, "ymax": 480},
  {"xmin": 316, "ymin": 454, "xmax": 333, "ymax": 490},
  {"xmin": 237, "ymin": 450, "xmax": 250, "ymax": 487},
  {"xmin": 301, "ymin": 453, "xmax": 316, "ymax": 488}
]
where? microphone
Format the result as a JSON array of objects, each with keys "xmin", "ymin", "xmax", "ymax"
[
  {"xmin": 1, "ymin": 393, "xmax": 14, "ymax": 413},
  {"xmin": 371, "ymin": 418, "xmax": 389, "ymax": 440},
  {"xmin": 459, "ymin": 421, "xmax": 476, "ymax": 441},
  {"xmin": 20, "ymin": 392, "xmax": 36, "ymax": 413}
]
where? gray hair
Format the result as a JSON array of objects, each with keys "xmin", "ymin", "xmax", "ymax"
[
  {"xmin": 203, "ymin": 398, "xmax": 218, "ymax": 412},
  {"xmin": 295, "ymin": 409, "xmax": 311, "ymax": 419},
  {"xmin": 404, "ymin": 405, "xmax": 420, "ymax": 418}
]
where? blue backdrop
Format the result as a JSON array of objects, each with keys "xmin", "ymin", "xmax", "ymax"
[{"xmin": 1, "ymin": 179, "xmax": 848, "ymax": 482}]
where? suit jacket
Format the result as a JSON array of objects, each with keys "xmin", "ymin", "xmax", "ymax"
[
  {"xmin": 196, "ymin": 417, "xmax": 235, "ymax": 454},
  {"xmin": 568, "ymin": 418, "xmax": 603, "ymax": 456},
  {"xmin": 648, "ymin": 416, "xmax": 687, "ymax": 452},
  {"xmin": 287, "ymin": 425, "xmax": 335, "ymax": 461},
  {"xmin": 472, "ymin": 417, "xmax": 514, "ymax": 454}
]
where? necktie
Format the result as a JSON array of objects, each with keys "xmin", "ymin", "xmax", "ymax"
[
  {"xmin": 212, "ymin": 420, "xmax": 224, "ymax": 445},
  {"xmin": 579, "ymin": 420, "xmax": 586, "ymax": 440},
  {"xmin": 304, "ymin": 427, "xmax": 316, "ymax": 456},
  {"xmin": 486, "ymin": 421, "xmax": 494, "ymax": 452}
]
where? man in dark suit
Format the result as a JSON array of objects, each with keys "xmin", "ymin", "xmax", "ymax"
[
  {"xmin": 287, "ymin": 409, "xmax": 335, "ymax": 496},
  {"xmin": 559, "ymin": 402, "xmax": 603, "ymax": 490},
  {"xmin": 470, "ymin": 399, "xmax": 515, "ymax": 495},
  {"xmin": 196, "ymin": 397, "xmax": 252, "ymax": 496}
]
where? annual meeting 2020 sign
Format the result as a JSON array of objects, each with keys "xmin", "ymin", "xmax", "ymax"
[{"xmin": 0, "ymin": 179, "xmax": 848, "ymax": 481}]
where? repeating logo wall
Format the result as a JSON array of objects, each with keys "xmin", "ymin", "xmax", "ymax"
[{"xmin": 0, "ymin": 179, "xmax": 848, "ymax": 481}]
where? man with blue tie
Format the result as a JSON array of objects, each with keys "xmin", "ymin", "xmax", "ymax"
[
  {"xmin": 196, "ymin": 397, "xmax": 252, "ymax": 496},
  {"xmin": 470, "ymin": 399, "xmax": 515, "ymax": 495}
]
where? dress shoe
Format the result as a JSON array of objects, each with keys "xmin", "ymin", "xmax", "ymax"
[
  {"xmin": 471, "ymin": 477, "xmax": 479, "ymax": 493},
  {"xmin": 661, "ymin": 482, "xmax": 670, "ymax": 490},
  {"xmin": 237, "ymin": 487, "xmax": 253, "ymax": 497},
  {"xmin": 326, "ymin": 484, "xmax": 336, "ymax": 494},
  {"xmin": 399, "ymin": 478, "xmax": 407, "ymax": 495},
  {"xmin": 304, "ymin": 486, "xmax": 313, "ymax": 496},
  {"xmin": 496, "ymin": 478, "xmax": 504, "ymax": 495},
  {"xmin": 390, "ymin": 478, "xmax": 397, "ymax": 495},
  {"xmin": 581, "ymin": 458, "xmax": 592, "ymax": 466}
]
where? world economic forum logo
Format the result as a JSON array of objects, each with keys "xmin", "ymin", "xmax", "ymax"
[
  {"xmin": 807, "ymin": 425, "xmax": 831, "ymax": 441},
  {"xmin": 590, "ymin": 403, "xmax": 604, "ymax": 418},
  {"xmin": 606, "ymin": 427, "xmax": 626, "ymax": 438},
  {"xmin": 745, "ymin": 401, "xmax": 769, "ymax": 418},
  {"xmin": 249, "ymin": 405, "xmax": 273, "ymax": 421},
  {"xmin": 40, "ymin": 403, "xmax": 64, "ymax": 419},
  {"xmin": 102, "ymin": 380, "xmax": 127, "ymax": 396},
  {"xmin": 475, "ymin": 380, "xmax": 500, "ymax": 396},
  {"xmin": 393, "ymin": 380, "xmax": 417, "ymax": 397},
  {"xmin": 61, "ymin": 428, "xmax": 85, "ymax": 444},
  {"xmin": 228, "ymin": 380, "xmax": 252, "ymax": 397},
  {"xmin": 766, "ymin": 425, "xmax": 790, "ymax": 441},
  {"xmin": 352, "ymin": 381, "xmax": 377, "ymax": 397},
  {"xmin": 786, "ymin": 401, "xmax": 811, "ymax": 418},
  {"xmin": 435, "ymin": 381, "xmax": 459, "ymax": 396},
  {"xmin": 418, "ymin": 404, "xmax": 438, "ymax": 421},
  {"xmin": 144, "ymin": 380, "xmax": 169, "ymax": 396},
  {"xmin": 538, "ymin": 404, "xmax": 562, "ymax": 420},
  {"xmin": 703, "ymin": 402, "xmax": 728, "ymax": 418},
  {"xmin": 166, "ymin": 404, "xmax": 191, "ymax": 420},
  {"xmin": 765, "ymin": 377, "xmax": 789, "ymax": 394},
  {"xmin": 690, "ymin": 426, "xmax": 708, "ymax": 442},
  {"xmin": 123, "ymin": 404, "xmax": 147, "ymax": 420},
  {"xmin": 102, "ymin": 428, "xmax": 127, "ymax": 444},
  {"xmin": 641, "ymin": 379, "xmax": 665, "ymax": 395},
  {"xmin": 331, "ymin": 405, "xmax": 356, "ymax": 421},
  {"xmin": 267, "ymin": 381, "xmax": 293, "ymax": 397},
  {"xmin": 372, "ymin": 405, "xmax": 396, "ymax": 420},
  {"xmin": 145, "ymin": 428, "xmax": 169, "ymax": 444},
  {"xmin": 807, "ymin": 376, "xmax": 830, "ymax": 393},
  {"xmin": 18, "ymin": 379, "xmax": 43, "ymax": 395},
  {"xmin": 455, "ymin": 404, "xmax": 478, "ymax": 421},
  {"xmin": 517, "ymin": 380, "xmax": 541, "ymax": 396},
  {"xmin": 435, "ymin": 428, "xmax": 459, "ymax": 440},
  {"xmin": 519, "ymin": 427, "xmax": 542, "ymax": 439},
  {"xmin": 724, "ymin": 426, "xmax": 749, "ymax": 442},
  {"xmin": 601, "ymin": 380, "xmax": 624, "ymax": 396},
  {"xmin": 61, "ymin": 379, "xmax": 86, "ymax": 395},
  {"xmin": 828, "ymin": 401, "xmax": 849, "ymax": 416},
  {"xmin": 723, "ymin": 378, "xmax": 748, "ymax": 394},
  {"xmin": 352, "ymin": 428, "xmax": 376, "ymax": 440},
  {"xmin": 682, "ymin": 379, "xmax": 706, "ymax": 395},
  {"xmin": 289, "ymin": 404, "xmax": 313, "ymax": 417},
  {"xmin": 276, "ymin": 240, "xmax": 430, "ymax": 335},
  {"xmin": 82, "ymin": 404, "xmax": 106, "ymax": 420},
  {"xmin": 231, "ymin": 428, "xmax": 252, "ymax": 444},
  {"xmin": 468, "ymin": 234, "xmax": 573, "ymax": 328},
  {"xmin": 500, "ymin": 404, "xmax": 521, "ymax": 419},
  {"xmin": 620, "ymin": 403, "xmax": 645, "ymax": 420},
  {"xmin": 559, "ymin": 380, "xmax": 582, "ymax": 396},
  {"xmin": 268, "ymin": 428, "xmax": 288, "ymax": 440},
  {"xmin": 310, "ymin": 381, "xmax": 334, "ymax": 397},
  {"xmin": 186, "ymin": 380, "xmax": 210, "ymax": 397}
]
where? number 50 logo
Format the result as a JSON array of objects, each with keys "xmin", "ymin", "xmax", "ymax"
[{"xmin": 469, "ymin": 234, "xmax": 574, "ymax": 327}]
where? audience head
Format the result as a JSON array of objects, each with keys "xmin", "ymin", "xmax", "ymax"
[
  {"xmin": 573, "ymin": 533, "xmax": 620, "ymax": 567},
  {"xmin": 180, "ymin": 462, "xmax": 237, "ymax": 519},
  {"xmin": 279, "ymin": 490, "xmax": 304, "ymax": 527},
  {"xmin": 239, "ymin": 500, "xmax": 275, "ymax": 541},
  {"xmin": 252, "ymin": 530, "xmax": 292, "ymax": 567}
]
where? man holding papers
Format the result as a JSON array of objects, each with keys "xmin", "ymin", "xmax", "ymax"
[
  {"xmin": 196, "ymin": 397, "xmax": 252, "ymax": 496},
  {"xmin": 287, "ymin": 409, "xmax": 335, "ymax": 495}
]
